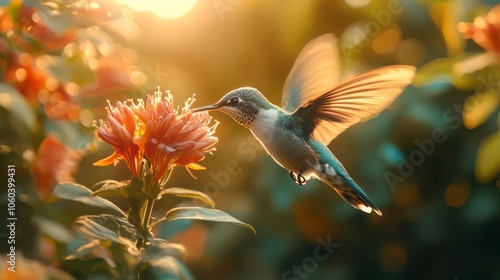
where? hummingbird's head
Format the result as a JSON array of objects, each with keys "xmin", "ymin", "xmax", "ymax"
[{"xmin": 193, "ymin": 87, "xmax": 273, "ymax": 128}]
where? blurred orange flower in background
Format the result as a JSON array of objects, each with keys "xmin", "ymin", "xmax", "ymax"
[
  {"xmin": 95, "ymin": 89, "xmax": 218, "ymax": 186},
  {"xmin": 2, "ymin": 50, "xmax": 81, "ymax": 121},
  {"xmin": 17, "ymin": 5, "xmax": 76, "ymax": 51},
  {"xmin": 458, "ymin": 4, "xmax": 500, "ymax": 55},
  {"xmin": 0, "ymin": 3, "xmax": 82, "ymax": 122},
  {"xmin": 32, "ymin": 134, "xmax": 83, "ymax": 200},
  {"xmin": 0, "ymin": 254, "xmax": 73, "ymax": 280},
  {"xmin": 79, "ymin": 58, "xmax": 134, "ymax": 98},
  {"xmin": 0, "ymin": 4, "xmax": 75, "ymax": 53},
  {"xmin": 2, "ymin": 50, "xmax": 46, "ymax": 106}
]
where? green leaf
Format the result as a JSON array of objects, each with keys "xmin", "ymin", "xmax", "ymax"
[
  {"xmin": 32, "ymin": 1, "xmax": 81, "ymax": 35},
  {"xmin": 53, "ymin": 182, "xmax": 126, "ymax": 217},
  {"xmin": 462, "ymin": 89, "xmax": 499, "ymax": 129},
  {"xmin": 33, "ymin": 216, "xmax": 72, "ymax": 243},
  {"xmin": 92, "ymin": 180, "xmax": 130, "ymax": 198},
  {"xmin": 44, "ymin": 120, "xmax": 91, "ymax": 149},
  {"xmin": 413, "ymin": 54, "xmax": 486, "ymax": 90},
  {"xmin": 44, "ymin": 54, "xmax": 96, "ymax": 86},
  {"xmin": 75, "ymin": 214, "xmax": 137, "ymax": 246},
  {"xmin": 0, "ymin": 83, "xmax": 37, "ymax": 134},
  {"xmin": 139, "ymin": 256, "xmax": 194, "ymax": 280},
  {"xmin": 6, "ymin": 0, "xmax": 21, "ymax": 22},
  {"xmin": 75, "ymin": 216, "xmax": 118, "ymax": 242},
  {"xmin": 142, "ymin": 239, "xmax": 186, "ymax": 263},
  {"xmin": 164, "ymin": 207, "xmax": 256, "ymax": 234},
  {"xmin": 160, "ymin": 187, "xmax": 215, "ymax": 208},
  {"xmin": 65, "ymin": 239, "xmax": 101, "ymax": 260}
]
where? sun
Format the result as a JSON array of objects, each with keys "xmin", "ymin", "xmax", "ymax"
[{"xmin": 116, "ymin": 0, "xmax": 197, "ymax": 19}]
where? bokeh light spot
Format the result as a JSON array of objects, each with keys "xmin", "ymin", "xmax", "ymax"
[
  {"xmin": 15, "ymin": 68, "xmax": 27, "ymax": 82},
  {"xmin": 396, "ymin": 39, "xmax": 425, "ymax": 65},
  {"xmin": 345, "ymin": 0, "xmax": 371, "ymax": 8},
  {"xmin": 32, "ymin": 11, "xmax": 43, "ymax": 24},
  {"xmin": 393, "ymin": 182, "xmax": 420, "ymax": 206},
  {"xmin": 38, "ymin": 89, "xmax": 50, "ymax": 103},
  {"xmin": 117, "ymin": 0, "xmax": 197, "ymax": 19},
  {"xmin": 456, "ymin": 22, "xmax": 469, "ymax": 34},
  {"xmin": 129, "ymin": 70, "xmax": 146, "ymax": 86},
  {"xmin": 293, "ymin": 198, "xmax": 335, "ymax": 241},
  {"xmin": 445, "ymin": 179, "xmax": 471, "ymax": 208},
  {"xmin": 79, "ymin": 40, "xmax": 97, "ymax": 59},
  {"xmin": 63, "ymin": 43, "xmax": 78, "ymax": 58},
  {"xmin": 19, "ymin": 53, "xmax": 31, "ymax": 65},
  {"xmin": 379, "ymin": 243, "xmax": 407, "ymax": 272},
  {"xmin": 79, "ymin": 109, "xmax": 94, "ymax": 127},
  {"xmin": 45, "ymin": 77, "xmax": 59, "ymax": 91},
  {"xmin": 0, "ymin": 92, "xmax": 12, "ymax": 108},
  {"xmin": 372, "ymin": 27, "xmax": 401, "ymax": 54},
  {"xmin": 65, "ymin": 82, "xmax": 80, "ymax": 97},
  {"xmin": 89, "ymin": 2, "xmax": 100, "ymax": 10},
  {"xmin": 22, "ymin": 149, "xmax": 35, "ymax": 162},
  {"xmin": 98, "ymin": 42, "xmax": 112, "ymax": 56}
]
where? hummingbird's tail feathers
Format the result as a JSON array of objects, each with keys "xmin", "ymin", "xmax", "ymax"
[
  {"xmin": 309, "ymin": 139, "xmax": 383, "ymax": 216},
  {"xmin": 318, "ymin": 161, "xmax": 382, "ymax": 215},
  {"xmin": 330, "ymin": 176, "xmax": 383, "ymax": 216},
  {"xmin": 319, "ymin": 170, "xmax": 383, "ymax": 216}
]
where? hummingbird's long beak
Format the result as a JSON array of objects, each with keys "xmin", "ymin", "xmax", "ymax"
[{"xmin": 192, "ymin": 104, "xmax": 220, "ymax": 112}]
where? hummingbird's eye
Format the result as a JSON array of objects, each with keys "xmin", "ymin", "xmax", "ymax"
[{"xmin": 228, "ymin": 97, "xmax": 239, "ymax": 106}]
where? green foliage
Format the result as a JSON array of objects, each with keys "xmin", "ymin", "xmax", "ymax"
[
  {"xmin": 53, "ymin": 183, "xmax": 126, "ymax": 217},
  {"xmin": 160, "ymin": 187, "xmax": 215, "ymax": 208},
  {"xmin": 0, "ymin": 83, "xmax": 37, "ymax": 134},
  {"xmin": 53, "ymin": 179, "xmax": 254, "ymax": 279},
  {"xmin": 161, "ymin": 206, "xmax": 256, "ymax": 234},
  {"xmin": 92, "ymin": 180, "xmax": 130, "ymax": 198}
]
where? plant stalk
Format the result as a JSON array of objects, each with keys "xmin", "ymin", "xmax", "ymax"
[{"xmin": 141, "ymin": 198, "xmax": 155, "ymax": 244}]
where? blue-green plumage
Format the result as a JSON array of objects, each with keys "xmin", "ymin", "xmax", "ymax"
[
  {"xmin": 193, "ymin": 34, "xmax": 416, "ymax": 216},
  {"xmin": 307, "ymin": 139, "xmax": 381, "ymax": 215}
]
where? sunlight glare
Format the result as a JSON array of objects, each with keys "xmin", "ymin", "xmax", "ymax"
[
  {"xmin": 117, "ymin": 0, "xmax": 197, "ymax": 19},
  {"xmin": 345, "ymin": 0, "xmax": 371, "ymax": 8}
]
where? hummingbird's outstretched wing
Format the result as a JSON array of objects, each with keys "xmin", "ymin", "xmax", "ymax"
[
  {"xmin": 292, "ymin": 66, "xmax": 416, "ymax": 145},
  {"xmin": 281, "ymin": 34, "xmax": 341, "ymax": 113}
]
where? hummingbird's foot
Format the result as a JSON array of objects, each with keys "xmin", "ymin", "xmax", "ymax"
[
  {"xmin": 289, "ymin": 171, "xmax": 307, "ymax": 186},
  {"xmin": 297, "ymin": 174, "xmax": 306, "ymax": 185}
]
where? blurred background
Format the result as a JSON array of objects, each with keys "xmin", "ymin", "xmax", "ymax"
[{"xmin": 0, "ymin": 0, "xmax": 499, "ymax": 279}]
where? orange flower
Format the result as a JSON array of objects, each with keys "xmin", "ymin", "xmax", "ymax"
[
  {"xmin": 94, "ymin": 89, "xmax": 218, "ymax": 185},
  {"xmin": 3, "ymin": 51, "xmax": 47, "ymax": 106},
  {"xmin": 2, "ymin": 50, "xmax": 80, "ymax": 121},
  {"xmin": 458, "ymin": 5, "xmax": 500, "ymax": 55},
  {"xmin": 18, "ymin": 5, "xmax": 76, "ymax": 51},
  {"xmin": 131, "ymin": 91, "xmax": 218, "ymax": 183},
  {"xmin": 0, "ymin": 3, "xmax": 75, "ymax": 52},
  {"xmin": 80, "ymin": 58, "xmax": 134, "ymax": 98},
  {"xmin": 42, "ymin": 84, "xmax": 80, "ymax": 121},
  {"xmin": 32, "ymin": 134, "xmax": 83, "ymax": 200},
  {"xmin": 94, "ymin": 100, "xmax": 142, "ymax": 177}
]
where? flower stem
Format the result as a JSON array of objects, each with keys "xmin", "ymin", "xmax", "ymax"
[
  {"xmin": 141, "ymin": 198, "xmax": 155, "ymax": 246},
  {"xmin": 142, "ymin": 198, "xmax": 155, "ymax": 233},
  {"xmin": 134, "ymin": 197, "xmax": 155, "ymax": 250}
]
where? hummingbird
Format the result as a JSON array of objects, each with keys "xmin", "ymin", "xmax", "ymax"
[{"xmin": 193, "ymin": 34, "xmax": 415, "ymax": 216}]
